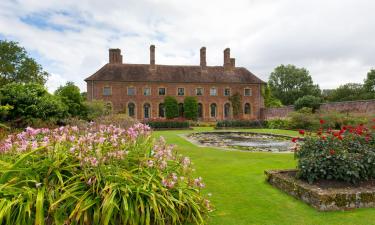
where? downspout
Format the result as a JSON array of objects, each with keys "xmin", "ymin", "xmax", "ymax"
[{"xmin": 91, "ymin": 80, "xmax": 94, "ymax": 101}]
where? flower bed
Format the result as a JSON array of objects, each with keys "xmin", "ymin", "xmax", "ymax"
[
  {"xmin": 0, "ymin": 123, "xmax": 210, "ymax": 224},
  {"xmin": 294, "ymin": 120, "xmax": 375, "ymax": 184}
]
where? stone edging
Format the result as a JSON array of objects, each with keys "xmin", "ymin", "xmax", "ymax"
[{"xmin": 265, "ymin": 169, "xmax": 375, "ymax": 211}]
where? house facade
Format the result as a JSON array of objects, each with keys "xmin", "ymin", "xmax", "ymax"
[{"xmin": 85, "ymin": 46, "xmax": 265, "ymax": 121}]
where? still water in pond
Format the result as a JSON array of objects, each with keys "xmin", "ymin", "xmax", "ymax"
[{"xmin": 188, "ymin": 132, "xmax": 294, "ymax": 152}]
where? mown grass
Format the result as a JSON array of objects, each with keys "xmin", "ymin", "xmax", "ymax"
[{"xmin": 153, "ymin": 127, "xmax": 375, "ymax": 225}]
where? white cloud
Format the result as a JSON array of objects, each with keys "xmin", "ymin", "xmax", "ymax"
[{"xmin": 0, "ymin": 0, "xmax": 374, "ymax": 92}]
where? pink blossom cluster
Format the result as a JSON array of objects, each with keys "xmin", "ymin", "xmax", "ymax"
[{"xmin": 0, "ymin": 123, "xmax": 151, "ymax": 168}]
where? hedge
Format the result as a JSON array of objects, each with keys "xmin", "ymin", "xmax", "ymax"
[
  {"xmin": 216, "ymin": 120, "xmax": 266, "ymax": 128},
  {"xmin": 146, "ymin": 120, "xmax": 190, "ymax": 129}
]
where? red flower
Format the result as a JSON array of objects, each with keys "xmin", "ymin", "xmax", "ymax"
[
  {"xmin": 291, "ymin": 137, "xmax": 298, "ymax": 143},
  {"xmin": 299, "ymin": 130, "xmax": 305, "ymax": 135},
  {"xmin": 317, "ymin": 131, "xmax": 322, "ymax": 136},
  {"xmin": 338, "ymin": 135, "xmax": 343, "ymax": 140},
  {"xmin": 372, "ymin": 125, "xmax": 375, "ymax": 130},
  {"xmin": 321, "ymin": 136, "xmax": 327, "ymax": 140},
  {"xmin": 330, "ymin": 149, "xmax": 335, "ymax": 155},
  {"xmin": 319, "ymin": 119, "xmax": 325, "ymax": 125},
  {"xmin": 333, "ymin": 132, "xmax": 339, "ymax": 137}
]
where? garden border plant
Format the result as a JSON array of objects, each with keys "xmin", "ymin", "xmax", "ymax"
[{"xmin": 0, "ymin": 123, "xmax": 211, "ymax": 224}]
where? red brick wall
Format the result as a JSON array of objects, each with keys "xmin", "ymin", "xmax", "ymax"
[
  {"xmin": 87, "ymin": 81, "xmax": 264, "ymax": 121},
  {"xmin": 261, "ymin": 99, "xmax": 375, "ymax": 119}
]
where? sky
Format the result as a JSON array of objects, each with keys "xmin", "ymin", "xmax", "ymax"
[{"xmin": 0, "ymin": 0, "xmax": 374, "ymax": 92}]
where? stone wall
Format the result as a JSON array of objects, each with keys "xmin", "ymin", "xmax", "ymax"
[{"xmin": 261, "ymin": 99, "xmax": 375, "ymax": 119}]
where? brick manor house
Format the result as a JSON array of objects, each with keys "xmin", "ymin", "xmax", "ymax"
[{"xmin": 85, "ymin": 45, "xmax": 265, "ymax": 121}]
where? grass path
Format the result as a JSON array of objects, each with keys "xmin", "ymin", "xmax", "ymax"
[{"xmin": 154, "ymin": 127, "xmax": 375, "ymax": 225}]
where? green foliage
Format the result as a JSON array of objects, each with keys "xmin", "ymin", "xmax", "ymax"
[
  {"xmin": 146, "ymin": 120, "xmax": 190, "ymax": 129},
  {"xmin": 0, "ymin": 104, "xmax": 13, "ymax": 120},
  {"xmin": 184, "ymin": 96, "xmax": 198, "ymax": 120},
  {"xmin": 82, "ymin": 100, "xmax": 112, "ymax": 121},
  {"xmin": 164, "ymin": 96, "xmax": 179, "ymax": 119},
  {"xmin": 55, "ymin": 81, "xmax": 85, "ymax": 117},
  {"xmin": 364, "ymin": 69, "xmax": 375, "ymax": 93},
  {"xmin": 288, "ymin": 108, "xmax": 368, "ymax": 130},
  {"xmin": 266, "ymin": 118, "xmax": 290, "ymax": 129},
  {"xmin": 216, "ymin": 120, "xmax": 266, "ymax": 128},
  {"xmin": 0, "ymin": 40, "xmax": 49, "ymax": 86},
  {"xmin": 268, "ymin": 64, "xmax": 321, "ymax": 105},
  {"xmin": 326, "ymin": 83, "xmax": 370, "ymax": 102},
  {"xmin": 0, "ymin": 124, "xmax": 210, "ymax": 224},
  {"xmin": 228, "ymin": 92, "xmax": 242, "ymax": 117},
  {"xmin": 261, "ymin": 84, "xmax": 283, "ymax": 108},
  {"xmin": 295, "ymin": 123, "xmax": 375, "ymax": 184},
  {"xmin": 294, "ymin": 95, "xmax": 321, "ymax": 112},
  {"xmin": 0, "ymin": 83, "xmax": 67, "ymax": 125},
  {"xmin": 289, "ymin": 107, "xmax": 320, "ymax": 130}
]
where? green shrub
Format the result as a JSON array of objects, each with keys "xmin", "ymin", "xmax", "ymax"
[
  {"xmin": 288, "ymin": 107, "xmax": 320, "ymax": 130},
  {"xmin": 228, "ymin": 92, "xmax": 242, "ymax": 118},
  {"xmin": 184, "ymin": 97, "xmax": 198, "ymax": 120},
  {"xmin": 164, "ymin": 96, "xmax": 179, "ymax": 119},
  {"xmin": 266, "ymin": 118, "xmax": 290, "ymax": 129},
  {"xmin": 295, "ymin": 122, "xmax": 375, "ymax": 184},
  {"xmin": 216, "ymin": 120, "xmax": 266, "ymax": 128},
  {"xmin": 318, "ymin": 111, "xmax": 368, "ymax": 129},
  {"xmin": 146, "ymin": 119, "xmax": 190, "ymax": 129},
  {"xmin": 83, "ymin": 100, "xmax": 112, "ymax": 121},
  {"xmin": 55, "ymin": 81, "xmax": 85, "ymax": 117},
  {"xmin": 0, "ymin": 123, "xmax": 210, "ymax": 224},
  {"xmin": 294, "ymin": 95, "xmax": 321, "ymax": 112},
  {"xmin": 0, "ymin": 104, "xmax": 13, "ymax": 121},
  {"xmin": 0, "ymin": 83, "xmax": 68, "ymax": 124}
]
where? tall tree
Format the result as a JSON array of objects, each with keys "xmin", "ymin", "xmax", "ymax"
[
  {"xmin": 364, "ymin": 69, "xmax": 375, "ymax": 93},
  {"xmin": 0, "ymin": 40, "xmax": 49, "ymax": 86},
  {"xmin": 268, "ymin": 64, "xmax": 321, "ymax": 105},
  {"xmin": 327, "ymin": 83, "xmax": 367, "ymax": 102},
  {"xmin": 55, "ymin": 82, "xmax": 85, "ymax": 117},
  {"xmin": 183, "ymin": 97, "xmax": 198, "ymax": 120}
]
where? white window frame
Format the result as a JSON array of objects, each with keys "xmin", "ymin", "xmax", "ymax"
[
  {"xmin": 210, "ymin": 87, "xmax": 217, "ymax": 96},
  {"xmin": 196, "ymin": 87, "xmax": 204, "ymax": 96},
  {"xmin": 158, "ymin": 87, "xmax": 166, "ymax": 96},
  {"xmin": 143, "ymin": 87, "xmax": 151, "ymax": 96},
  {"xmin": 244, "ymin": 88, "xmax": 252, "ymax": 96},
  {"xmin": 177, "ymin": 87, "xmax": 185, "ymax": 96},
  {"xmin": 127, "ymin": 87, "xmax": 136, "ymax": 96},
  {"xmin": 224, "ymin": 88, "xmax": 231, "ymax": 96},
  {"xmin": 103, "ymin": 86, "xmax": 112, "ymax": 96}
]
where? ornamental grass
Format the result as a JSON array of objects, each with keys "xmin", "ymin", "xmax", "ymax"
[{"xmin": 0, "ymin": 123, "xmax": 211, "ymax": 225}]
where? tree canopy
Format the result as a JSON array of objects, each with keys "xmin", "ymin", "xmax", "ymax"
[
  {"xmin": 55, "ymin": 82, "xmax": 85, "ymax": 117},
  {"xmin": 268, "ymin": 64, "xmax": 321, "ymax": 105},
  {"xmin": 0, "ymin": 40, "xmax": 49, "ymax": 86}
]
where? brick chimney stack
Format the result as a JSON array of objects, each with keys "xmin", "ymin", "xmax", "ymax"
[
  {"xmin": 109, "ymin": 48, "xmax": 122, "ymax": 64},
  {"xmin": 223, "ymin": 48, "xmax": 231, "ymax": 71},
  {"xmin": 200, "ymin": 47, "xmax": 207, "ymax": 68},
  {"xmin": 230, "ymin": 58, "xmax": 235, "ymax": 68},
  {"xmin": 150, "ymin": 45, "xmax": 155, "ymax": 70}
]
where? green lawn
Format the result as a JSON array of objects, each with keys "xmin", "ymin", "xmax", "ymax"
[{"xmin": 154, "ymin": 127, "xmax": 375, "ymax": 225}]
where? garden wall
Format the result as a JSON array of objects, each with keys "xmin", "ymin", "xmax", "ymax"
[{"xmin": 261, "ymin": 99, "xmax": 375, "ymax": 119}]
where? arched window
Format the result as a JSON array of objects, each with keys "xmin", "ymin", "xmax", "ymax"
[
  {"xmin": 224, "ymin": 103, "xmax": 231, "ymax": 118},
  {"xmin": 128, "ymin": 102, "xmax": 135, "ymax": 117},
  {"xmin": 244, "ymin": 103, "xmax": 251, "ymax": 115},
  {"xmin": 144, "ymin": 103, "xmax": 151, "ymax": 119},
  {"xmin": 198, "ymin": 103, "xmax": 203, "ymax": 118},
  {"xmin": 178, "ymin": 103, "xmax": 184, "ymax": 117},
  {"xmin": 210, "ymin": 103, "xmax": 217, "ymax": 118},
  {"xmin": 159, "ymin": 103, "xmax": 165, "ymax": 118}
]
